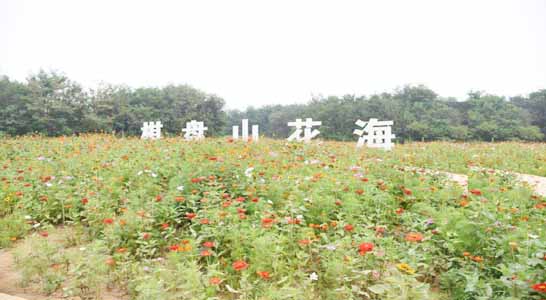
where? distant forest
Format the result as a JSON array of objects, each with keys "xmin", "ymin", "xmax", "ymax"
[{"xmin": 1, "ymin": 70, "xmax": 545, "ymax": 142}]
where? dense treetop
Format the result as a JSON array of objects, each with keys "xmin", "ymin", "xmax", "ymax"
[{"xmin": 0, "ymin": 70, "xmax": 544, "ymax": 141}]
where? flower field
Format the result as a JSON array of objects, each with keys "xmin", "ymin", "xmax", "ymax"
[{"xmin": 0, "ymin": 135, "xmax": 545, "ymax": 300}]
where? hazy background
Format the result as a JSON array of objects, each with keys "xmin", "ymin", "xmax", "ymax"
[{"xmin": 1, "ymin": 0, "xmax": 545, "ymax": 109}]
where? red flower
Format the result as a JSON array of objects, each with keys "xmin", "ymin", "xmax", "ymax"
[
  {"xmin": 355, "ymin": 189, "xmax": 364, "ymax": 195},
  {"xmin": 161, "ymin": 223, "xmax": 170, "ymax": 230},
  {"xmin": 358, "ymin": 242, "xmax": 374, "ymax": 255},
  {"xmin": 191, "ymin": 178, "xmax": 201, "ymax": 183},
  {"xmin": 344, "ymin": 224, "xmax": 354, "ymax": 232},
  {"xmin": 395, "ymin": 208, "xmax": 404, "ymax": 215},
  {"xmin": 169, "ymin": 244, "xmax": 182, "ymax": 252},
  {"xmin": 232, "ymin": 260, "xmax": 249, "ymax": 271},
  {"xmin": 262, "ymin": 218, "xmax": 275, "ymax": 228},
  {"xmin": 532, "ymin": 282, "xmax": 546, "ymax": 293},
  {"xmin": 203, "ymin": 241, "xmax": 215, "ymax": 248},
  {"xmin": 200, "ymin": 218, "xmax": 210, "ymax": 225},
  {"xmin": 257, "ymin": 271, "xmax": 270, "ymax": 280},
  {"xmin": 105, "ymin": 257, "xmax": 116, "ymax": 266},
  {"xmin": 236, "ymin": 196, "xmax": 245, "ymax": 202},
  {"xmin": 103, "ymin": 218, "xmax": 114, "ymax": 225},
  {"xmin": 470, "ymin": 189, "xmax": 482, "ymax": 196},
  {"xmin": 81, "ymin": 197, "xmax": 89, "ymax": 205},
  {"xmin": 39, "ymin": 231, "xmax": 49, "ymax": 238},
  {"xmin": 209, "ymin": 277, "xmax": 222, "ymax": 285},
  {"xmin": 186, "ymin": 213, "xmax": 196, "ymax": 220},
  {"xmin": 200, "ymin": 250, "xmax": 212, "ymax": 257},
  {"xmin": 403, "ymin": 188, "xmax": 412, "ymax": 196},
  {"xmin": 142, "ymin": 232, "xmax": 151, "ymax": 240},
  {"xmin": 252, "ymin": 197, "xmax": 259, "ymax": 203},
  {"xmin": 155, "ymin": 195, "xmax": 162, "ymax": 202}
]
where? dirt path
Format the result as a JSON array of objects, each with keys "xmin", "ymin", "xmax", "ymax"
[
  {"xmin": 402, "ymin": 166, "xmax": 546, "ymax": 197},
  {"xmin": 399, "ymin": 166, "xmax": 469, "ymax": 191},
  {"xmin": 0, "ymin": 246, "xmax": 126, "ymax": 300},
  {"xmin": 514, "ymin": 173, "xmax": 546, "ymax": 197},
  {"xmin": 0, "ymin": 250, "xmax": 47, "ymax": 300}
]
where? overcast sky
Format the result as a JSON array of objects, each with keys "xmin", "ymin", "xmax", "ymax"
[{"xmin": 1, "ymin": 0, "xmax": 545, "ymax": 109}]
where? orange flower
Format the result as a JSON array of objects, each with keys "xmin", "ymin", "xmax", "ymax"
[
  {"xmin": 460, "ymin": 199, "xmax": 469, "ymax": 207},
  {"xmin": 472, "ymin": 256, "xmax": 483, "ymax": 263},
  {"xmin": 298, "ymin": 239, "xmax": 311, "ymax": 246},
  {"xmin": 232, "ymin": 260, "xmax": 249, "ymax": 271},
  {"xmin": 405, "ymin": 232, "xmax": 424, "ymax": 242},
  {"xmin": 531, "ymin": 282, "xmax": 546, "ymax": 293}
]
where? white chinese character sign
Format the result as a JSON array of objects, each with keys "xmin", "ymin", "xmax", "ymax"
[
  {"xmin": 233, "ymin": 119, "xmax": 259, "ymax": 142},
  {"xmin": 141, "ymin": 121, "xmax": 163, "ymax": 140},
  {"xmin": 182, "ymin": 120, "xmax": 207, "ymax": 141},
  {"xmin": 287, "ymin": 118, "xmax": 322, "ymax": 142},
  {"xmin": 353, "ymin": 118, "xmax": 395, "ymax": 150}
]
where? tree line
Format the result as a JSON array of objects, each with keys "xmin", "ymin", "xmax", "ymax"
[{"xmin": 1, "ymin": 70, "xmax": 545, "ymax": 142}]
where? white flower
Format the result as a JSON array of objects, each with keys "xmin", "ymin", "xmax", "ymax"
[
  {"xmin": 310, "ymin": 272, "xmax": 319, "ymax": 281},
  {"xmin": 137, "ymin": 171, "xmax": 143, "ymax": 176},
  {"xmin": 45, "ymin": 182, "xmax": 52, "ymax": 187},
  {"xmin": 244, "ymin": 167, "xmax": 254, "ymax": 178},
  {"xmin": 24, "ymin": 215, "xmax": 32, "ymax": 220},
  {"xmin": 79, "ymin": 247, "xmax": 86, "ymax": 251},
  {"xmin": 325, "ymin": 244, "xmax": 336, "ymax": 251},
  {"xmin": 151, "ymin": 173, "xmax": 157, "ymax": 178},
  {"xmin": 37, "ymin": 156, "xmax": 45, "ymax": 161},
  {"xmin": 176, "ymin": 185, "xmax": 184, "ymax": 191}
]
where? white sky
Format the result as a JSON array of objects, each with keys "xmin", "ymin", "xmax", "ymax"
[{"xmin": 1, "ymin": 0, "xmax": 545, "ymax": 109}]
